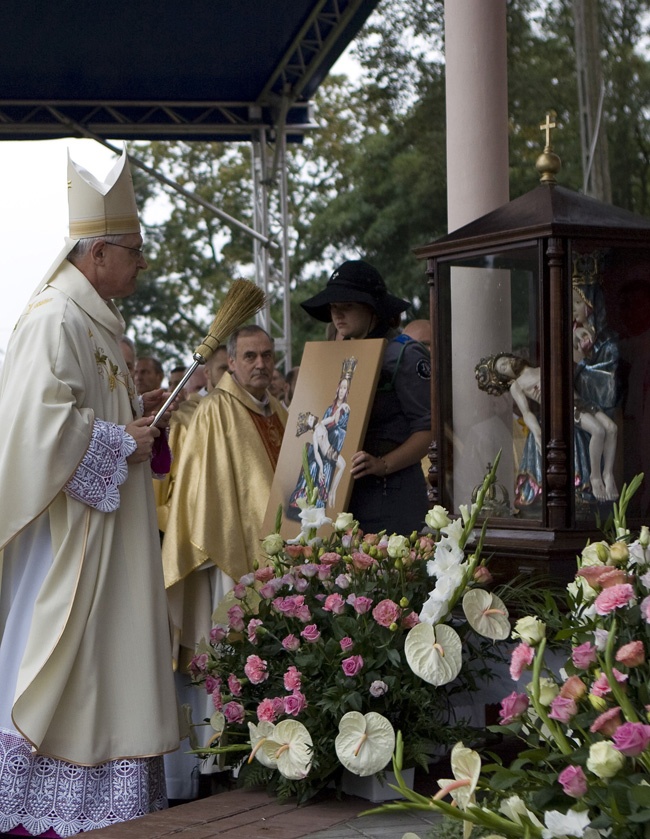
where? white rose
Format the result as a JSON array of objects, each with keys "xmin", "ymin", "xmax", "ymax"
[
  {"xmin": 512, "ymin": 616, "xmax": 546, "ymax": 646},
  {"xmin": 587, "ymin": 741, "xmax": 625, "ymax": 779},
  {"xmin": 334, "ymin": 512, "xmax": 355, "ymax": 532},
  {"xmin": 532, "ymin": 677, "xmax": 559, "ymax": 707},
  {"xmin": 640, "ymin": 525, "xmax": 650, "ymax": 548},
  {"xmin": 580, "ymin": 541, "xmax": 609, "ymax": 566},
  {"xmin": 261, "ymin": 533, "xmax": 284, "ymax": 556},
  {"xmin": 387, "ymin": 534, "xmax": 410, "ymax": 559},
  {"xmin": 425, "ymin": 505, "xmax": 451, "ymax": 530}
]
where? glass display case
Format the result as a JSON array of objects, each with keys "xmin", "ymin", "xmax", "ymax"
[{"xmin": 415, "ymin": 152, "xmax": 650, "ymax": 577}]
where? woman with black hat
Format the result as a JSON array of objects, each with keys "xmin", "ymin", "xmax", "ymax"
[{"xmin": 301, "ymin": 259, "xmax": 432, "ymax": 535}]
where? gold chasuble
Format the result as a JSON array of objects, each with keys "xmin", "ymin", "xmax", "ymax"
[
  {"xmin": 162, "ymin": 372, "xmax": 287, "ymax": 589},
  {"xmin": 0, "ymin": 261, "xmax": 179, "ymax": 766}
]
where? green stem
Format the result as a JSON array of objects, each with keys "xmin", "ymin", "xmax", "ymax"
[
  {"xmin": 529, "ymin": 638, "xmax": 573, "ymax": 755},
  {"xmin": 603, "ymin": 617, "xmax": 639, "ymax": 723}
]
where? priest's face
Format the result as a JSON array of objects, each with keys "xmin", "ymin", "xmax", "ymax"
[{"xmin": 229, "ymin": 331, "xmax": 275, "ymax": 400}]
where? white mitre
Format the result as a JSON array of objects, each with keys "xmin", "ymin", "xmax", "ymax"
[{"xmin": 40, "ymin": 145, "xmax": 140, "ymax": 285}]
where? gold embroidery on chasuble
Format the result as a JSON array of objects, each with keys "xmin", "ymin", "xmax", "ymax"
[{"xmin": 248, "ymin": 410, "xmax": 285, "ymax": 468}]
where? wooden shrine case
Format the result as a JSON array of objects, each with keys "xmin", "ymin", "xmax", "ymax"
[{"xmin": 415, "ymin": 136, "xmax": 650, "ymax": 581}]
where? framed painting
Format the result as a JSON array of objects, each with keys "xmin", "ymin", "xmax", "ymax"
[{"xmin": 263, "ymin": 339, "xmax": 385, "ymax": 540}]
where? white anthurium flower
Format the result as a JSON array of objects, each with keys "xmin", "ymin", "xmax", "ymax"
[
  {"xmin": 248, "ymin": 721, "xmax": 277, "ymax": 769},
  {"xmin": 542, "ymin": 808, "xmax": 592, "ymax": 838},
  {"xmin": 209, "ymin": 711, "xmax": 225, "ymax": 735},
  {"xmin": 434, "ymin": 742, "xmax": 481, "ymax": 811},
  {"xmin": 335, "ymin": 711, "xmax": 396, "ymax": 777},
  {"xmin": 499, "ymin": 795, "xmax": 544, "ymax": 829},
  {"xmin": 462, "ymin": 589, "xmax": 510, "ymax": 641},
  {"xmin": 261, "ymin": 719, "xmax": 313, "ymax": 780},
  {"xmin": 400, "ymin": 834, "xmax": 422, "ymax": 839},
  {"xmin": 404, "ymin": 622, "xmax": 462, "ymax": 686}
]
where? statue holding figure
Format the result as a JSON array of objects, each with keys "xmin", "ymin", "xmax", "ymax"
[
  {"xmin": 287, "ymin": 356, "xmax": 357, "ymax": 517},
  {"xmin": 475, "ymin": 352, "xmax": 618, "ymax": 507}
]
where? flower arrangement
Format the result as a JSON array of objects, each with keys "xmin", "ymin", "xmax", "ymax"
[
  {"xmin": 188, "ymin": 458, "xmax": 511, "ymax": 802},
  {"xmin": 382, "ymin": 474, "xmax": 650, "ymax": 838}
]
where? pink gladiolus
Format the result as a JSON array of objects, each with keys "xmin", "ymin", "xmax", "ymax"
[
  {"xmin": 498, "ymin": 691, "xmax": 529, "ymax": 725},
  {"xmin": 613, "ymin": 722, "xmax": 650, "ymax": 756},
  {"xmin": 282, "ymin": 634, "xmax": 300, "ymax": 651},
  {"xmin": 227, "ymin": 604, "xmax": 246, "ymax": 632},
  {"xmin": 283, "ymin": 665, "xmax": 302, "ymax": 692},
  {"xmin": 572, "ymin": 641, "xmax": 597, "ymax": 669},
  {"xmin": 323, "ymin": 593, "xmax": 346, "ymax": 614},
  {"xmin": 590, "ymin": 706, "xmax": 623, "ymax": 736},
  {"xmin": 548, "ymin": 696, "xmax": 578, "ymax": 723},
  {"xmin": 594, "ymin": 583, "xmax": 636, "ymax": 616},
  {"xmin": 212, "ymin": 690, "xmax": 223, "ymax": 711},
  {"xmin": 227, "ymin": 674, "xmax": 243, "ymax": 697},
  {"xmin": 342, "ymin": 655, "xmax": 364, "ymax": 677},
  {"xmin": 256, "ymin": 698, "xmax": 276, "ymax": 723},
  {"xmin": 509, "ymin": 642, "xmax": 535, "ymax": 680},
  {"xmin": 558, "ymin": 765, "xmax": 588, "ymax": 798},
  {"xmin": 244, "ymin": 654, "xmax": 268, "ymax": 684},
  {"xmin": 372, "ymin": 599, "xmax": 401, "ymax": 627},
  {"xmin": 616, "ymin": 640, "xmax": 645, "ymax": 668},
  {"xmin": 300, "ymin": 624, "xmax": 321, "ymax": 643},
  {"xmin": 284, "ymin": 691, "xmax": 308, "ymax": 717},
  {"xmin": 340, "ymin": 636, "xmax": 354, "ymax": 652},
  {"xmin": 223, "ymin": 701, "xmax": 245, "ymax": 724}
]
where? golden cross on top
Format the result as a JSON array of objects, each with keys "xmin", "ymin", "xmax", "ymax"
[{"xmin": 540, "ymin": 112, "xmax": 556, "ymax": 149}]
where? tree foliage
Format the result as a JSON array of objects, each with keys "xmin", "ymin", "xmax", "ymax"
[{"xmin": 123, "ymin": 0, "xmax": 650, "ymax": 368}]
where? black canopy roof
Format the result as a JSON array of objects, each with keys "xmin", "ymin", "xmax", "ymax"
[{"xmin": 0, "ymin": 0, "xmax": 379, "ymax": 141}]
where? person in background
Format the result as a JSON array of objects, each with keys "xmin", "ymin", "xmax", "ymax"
[
  {"xmin": 269, "ymin": 366, "xmax": 287, "ymax": 401},
  {"xmin": 119, "ymin": 334, "xmax": 136, "ymax": 376},
  {"xmin": 403, "ymin": 318, "xmax": 431, "ymax": 348},
  {"xmin": 0, "ymin": 148, "xmax": 179, "ymax": 836},
  {"xmin": 161, "ymin": 325, "xmax": 287, "ymax": 800},
  {"xmin": 301, "ymin": 260, "xmax": 432, "ymax": 535},
  {"xmin": 135, "ymin": 355, "xmax": 164, "ymax": 394},
  {"xmin": 205, "ymin": 343, "xmax": 229, "ymax": 392},
  {"xmin": 185, "ymin": 364, "xmax": 208, "ymax": 395},
  {"xmin": 283, "ymin": 365, "xmax": 300, "ymax": 408}
]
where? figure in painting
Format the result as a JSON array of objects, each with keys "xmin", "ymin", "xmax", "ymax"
[
  {"xmin": 475, "ymin": 352, "xmax": 618, "ymax": 507},
  {"xmin": 288, "ymin": 356, "xmax": 357, "ymax": 515}
]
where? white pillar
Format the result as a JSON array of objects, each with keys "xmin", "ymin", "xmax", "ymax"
[{"xmin": 443, "ymin": 1, "xmax": 513, "ymax": 508}]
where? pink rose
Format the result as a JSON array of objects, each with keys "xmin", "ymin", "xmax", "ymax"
[
  {"xmin": 254, "ymin": 566, "xmax": 276, "ymax": 583},
  {"xmin": 293, "ymin": 576, "xmax": 309, "ymax": 593},
  {"xmin": 372, "ymin": 599, "xmax": 401, "ymax": 628},
  {"xmin": 558, "ymin": 765, "xmax": 588, "ymax": 798},
  {"xmin": 548, "ymin": 696, "xmax": 578, "ymax": 723},
  {"xmin": 560, "ymin": 675, "xmax": 587, "ymax": 701},
  {"xmin": 613, "ymin": 722, "xmax": 650, "ymax": 756},
  {"xmin": 401, "ymin": 611, "xmax": 420, "ymax": 629},
  {"xmin": 350, "ymin": 595, "xmax": 373, "ymax": 614},
  {"xmin": 335, "ymin": 573, "xmax": 350, "ymax": 589},
  {"xmin": 340, "ymin": 637, "xmax": 354, "ymax": 652},
  {"xmin": 271, "ymin": 697, "xmax": 285, "ymax": 715},
  {"xmin": 227, "ymin": 674, "xmax": 242, "ymax": 697},
  {"xmin": 295, "ymin": 603, "xmax": 312, "ymax": 623},
  {"xmin": 285, "ymin": 544, "xmax": 306, "ymax": 559},
  {"xmin": 301, "ymin": 623, "xmax": 321, "ymax": 643},
  {"xmin": 244, "ymin": 654, "xmax": 268, "ymax": 684},
  {"xmin": 259, "ymin": 583, "xmax": 279, "ymax": 600},
  {"xmin": 298, "ymin": 563, "xmax": 318, "ymax": 578},
  {"xmin": 320, "ymin": 552, "xmax": 341, "ymax": 566},
  {"xmin": 594, "ymin": 583, "xmax": 636, "ymax": 616},
  {"xmin": 572, "ymin": 641, "xmax": 597, "ymax": 669},
  {"xmin": 282, "ymin": 634, "xmax": 300, "ymax": 651},
  {"xmin": 509, "ymin": 642, "xmax": 535, "ymax": 680},
  {"xmin": 283, "ymin": 691, "xmax": 308, "ymax": 717},
  {"xmin": 256, "ymin": 698, "xmax": 277, "ymax": 723},
  {"xmin": 341, "ymin": 655, "xmax": 364, "ymax": 677},
  {"xmin": 227, "ymin": 604, "xmax": 246, "ymax": 632},
  {"xmin": 209, "ymin": 625, "xmax": 227, "ymax": 645},
  {"xmin": 223, "ymin": 701, "xmax": 245, "ymax": 724},
  {"xmin": 247, "ymin": 618, "xmax": 263, "ymax": 644},
  {"xmin": 233, "ymin": 583, "xmax": 248, "ymax": 600},
  {"xmin": 351, "ymin": 552, "xmax": 376, "ymax": 570},
  {"xmin": 323, "ymin": 593, "xmax": 346, "ymax": 615},
  {"xmin": 590, "ymin": 706, "xmax": 623, "ymax": 736},
  {"xmin": 591, "ymin": 668, "xmax": 628, "ymax": 698},
  {"xmin": 473, "ymin": 565, "xmax": 493, "ymax": 585},
  {"xmin": 641, "ymin": 595, "xmax": 650, "ymax": 624},
  {"xmin": 317, "ymin": 565, "xmax": 332, "ymax": 580},
  {"xmin": 205, "ymin": 676, "xmax": 221, "ymax": 695},
  {"xmin": 189, "ymin": 653, "xmax": 209, "ymax": 675},
  {"xmin": 498, "ymin": 691, "xmax": 529, "ymax": 725},
  {"xmin": 283, "ymin": 665, "xmax": 302, "ymax": 692},
  {"xmin": 369, "ymin": 680, "xmax": 388, "ymax": 697},
  {"xmin": 616, "ymin": 640, "xmax": 645, "ymax": 668}
]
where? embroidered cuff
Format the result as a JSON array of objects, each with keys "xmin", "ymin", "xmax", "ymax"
[{"xmin": 64, "ymin": 420, "xmax": 137, "ymax": 512}]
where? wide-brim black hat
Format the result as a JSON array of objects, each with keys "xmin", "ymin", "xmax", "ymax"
[{"xmin": 301, "ymin": 260, "xmax": 410, "ymax": 323}]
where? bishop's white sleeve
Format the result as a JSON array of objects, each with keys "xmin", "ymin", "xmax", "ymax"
[{"xmin": 63, "ymin": 419, "xmax": 137, "ymax": 512}]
